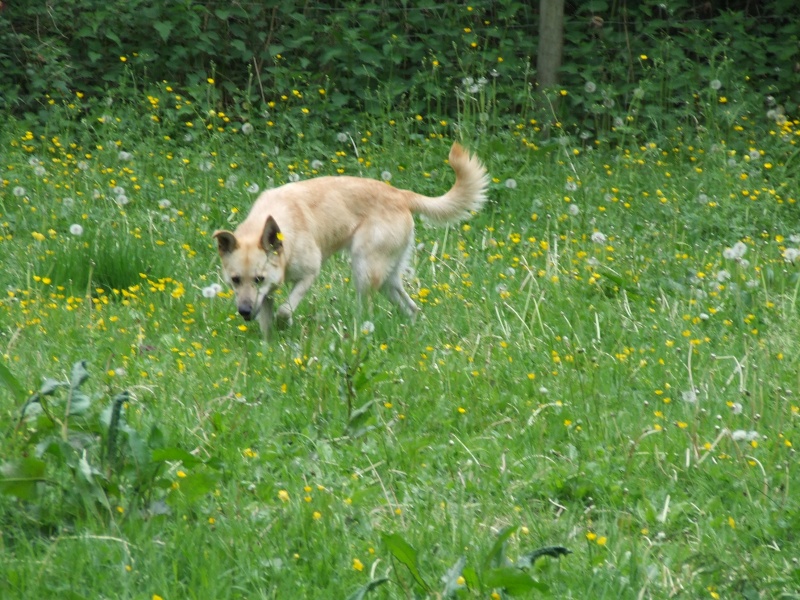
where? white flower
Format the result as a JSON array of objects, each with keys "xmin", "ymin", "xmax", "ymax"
[
  {"xmin": 241, "ymin": 122, "xmax": 254, "ymax": 135},
  {"xmin": 504, "ymin": 178, "xmax": 517, "ymax": 189},
  {"xmin": 681, "ymin": 390, "xmax": 697, "ymax": 404},
  {"xmin": 723, "ymin": 241, "xmax": 747, "ymax": 260},
  {"xmin": 360, "ymin": 320, "xmax": 375, "ymax": 335},
  {"xmin": 202, "ymin": 283, "xmax": 223, "ymax": 298},
  {"xmin": 69, "ymin": 224, "xmax": 84, "ymax": 236},
  {"xmin": 381, "ymin": 171, "xmax": 392, "ymax": 182},
  {"xmin": 783, "ymin": 248, "xmax": 800, "ymax": 263},
  {"xmin": 591, "ymin": 231, "xmax": 606, "ymax": 244},
  {"xmin": 13, "ymin": 186, "xmax": 26, "ymax": 197},
  {"xmin": 568, "ymin": 204, "xmax": 580, "ymax": 216},
  {"xmin": 584, "ymin": 81, "xmax": 597, "ymax": 93},
  {"xmin": 731, "ymin": 430, "xmax": 758, "ymax": 442},
  {"xmin": 710, "ymin": 79, "xmax": 722, "ymax": 90},
  {"xmin": 337, "ymin": 132, "xmax": 349, "ymax": 143},
  {"xmin": 158, "ymin": 199, "xmax": 172, "ymax": 209},
  {"xmin": 247, "ymin": 183, "xmax": 260, "ymax": 194},
  {"xmin": 118, "ymin": 151, "xmax": 133, "ymax": 161}
]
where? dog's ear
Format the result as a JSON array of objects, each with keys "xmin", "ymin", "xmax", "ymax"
[
  {"xmin": 261, "ymin": 216, "xmax": 283, "ymax": 253},
  {"xmin": 213, "ymin": 230, "xmax": 238, "ymax": 255}
]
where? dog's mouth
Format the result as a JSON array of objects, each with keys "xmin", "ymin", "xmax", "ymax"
[{"xmin": 238, "ymin": 294, "xmax": 274, "ymax": 321}]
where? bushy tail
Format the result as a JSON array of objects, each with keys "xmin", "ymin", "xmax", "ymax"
[{"xmin": 407, "ymin": 143, "xmax": 489, "ymax": 225}]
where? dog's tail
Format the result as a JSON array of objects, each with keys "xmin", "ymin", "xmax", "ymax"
[{"xmin": 406, "ymin": 143, "xmax": 489, "ymax": 225}]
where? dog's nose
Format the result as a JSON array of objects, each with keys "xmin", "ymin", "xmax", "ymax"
[{"xmin": 238, "ymin": 304, "xmax": 253, "ymax": 320}]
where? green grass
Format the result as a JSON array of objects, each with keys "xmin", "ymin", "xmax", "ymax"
[{"xmin": 1, "ymin": 90, "xmax": 800, "ymax": 599}]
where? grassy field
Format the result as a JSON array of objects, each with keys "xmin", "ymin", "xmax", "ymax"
[{"xmin": 1, "ymin": 90, "xmax": 800, "ymax": 599}]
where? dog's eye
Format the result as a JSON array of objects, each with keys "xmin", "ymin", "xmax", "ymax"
[
  {"xmin": 231, "ymin": 276, "xmax": 241, "ymax": 286},
  {"xmin": 254, "ymin": 276, "xmax": 265, "ymax": 285}
]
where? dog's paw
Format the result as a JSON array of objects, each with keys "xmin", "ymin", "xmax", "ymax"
[{"xmin": 276, "ymin": 304, "xmax": 293, "ymax": 327}]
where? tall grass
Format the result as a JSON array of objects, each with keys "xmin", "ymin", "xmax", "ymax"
[{"xmin": 1, "ymin": 78, "xmax": 799, "ymax": 599}]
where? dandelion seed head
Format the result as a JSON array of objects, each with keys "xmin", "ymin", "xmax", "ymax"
[
  {"xmin": 288, "ymin": 173, "xmax": 300, "ymax": 183},
  {"xmin": 69, "ymin": 223, "xmax": 84, "ymax": 236},
  {"xmin": 381, "ymin": 170, "xmax": 392, "ymax": 182},
  {"xmin": 241, "ymin": 122, "xmax": 254, "ymax": 135},
  {"xmin": 62, "ymin": 197, "xmax": 75, "ymax": 208},
  {"xmin": 13, "ymin": 186, "xmax": 26, "ymax": 197},
  {"xmin": 565, "ymin": 181, "xmax": 578, "ymax": 192},
  {"xmin": 360, "ymin": 321, "xmax": 375, "ymax": 335},
  {"xmin": 118, "ymin": 151, "xmax": 133, "ymax": 161},
  {"xmin": 311, "ymin": 159, "xmax": 324, "ymax": 170},
  {"xmin": 591, "ymin": 231, "xmax": 607, "ymax": 244},
  {"xmin": 158, "ymin": 199, "xmax": 172, "ymax": 209},
  {"xmin": 199, "ymin": 160, "xmax": 213, "ymax": 172},
  {"xmin": 34, "ymin": 165, "xmax": 46, "ymax": 177},
  {"xmin": 247, "ymin": 183, "xmax": 260, "ymax": 194},
  {"xmin": 568, "ymin": 204, "xmax": 580, "ymax": 216},
  {"xmin": 710, "ymin": 79, "xmax": 722, "ymax": 90},
  {"xmin": 505, "ymin": 178, "xmax": 517, "ymax": 189},
  {"xmin": 584, "ymin": 81, "xmax": 597, "ymax": 93},
  {"xmin": 336, "ymin": 132, "xmax": 349, "ymax": 143},
  {"xmin": 116, "ymin": 194, "xmax": 130, "ymax": 206}
]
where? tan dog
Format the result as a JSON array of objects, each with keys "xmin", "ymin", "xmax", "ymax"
[{"xmin": 213, "ymin": 142, "xmax": 489, "ymax": 336}]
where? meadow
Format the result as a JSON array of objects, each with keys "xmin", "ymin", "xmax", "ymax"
[{"xmin": 1, "ymin": 81, "xmax": 800, "ymax": 599}]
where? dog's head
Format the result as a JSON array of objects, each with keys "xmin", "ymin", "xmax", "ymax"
[{"xmin": 213, "ymin": 216, "xmax": 285, "ymax": 321}]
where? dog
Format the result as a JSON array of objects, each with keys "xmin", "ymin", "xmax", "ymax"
[{"xmin": 213, "ymin": 142, "xmax": 489, "ymax": 336}]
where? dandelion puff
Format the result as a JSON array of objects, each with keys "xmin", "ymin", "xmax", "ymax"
[
  {"xmin": 681, "ymin": 390, "xmax": 697, "ymax": 404},
  {"xmin": 241, "ymin": 122, "xmax": 254, "ymax": 135},
  {"xmin": 697, "ymin": 193, "xmax": 708, "ymax": 204},
  {"xmin": 116, "ymin": 194, "xmax": 129, "ymax": 206},
  {"xmin": 13, "ymin": 186, "xmax": 26, "ymax": 197},
  {"xmin": 113, "ymin": 186, "xmax": 126, "ymax": 196},
  {"xmin": 716, "ymin": 270, "xmax": 731, "ymax": 282},
  {"xmin": 730, "ymin": 402, "xmax": 743, "ymax": 415},
  {"xmin": 199, "ymin": 160, "xmax": 213, "ymax": 172},
  {"xmin": 584, "ymin": 81, "xmax": 597, "ymax": 93},
  {"xmin": 748, "ymin": 149, "xmax": 760, "ymax": 161},
  {"xmin": 603, "ymin": 193, "xmax": 614, "ymax": 202},
  {"xmin": 565, "ymin": 181, "xmax": 578, "ymax": 192},
  {"xmin": 723, "ymin": 241, "xmax": 747, "ymax": 260},
  {"xmin": 568, "ymin": 204, "xmax": 580, "ymax": 216},
  {"xmin": 158, "ymin": 199, "xmax": 172, "ymax": 209},
  {"xmin": 710, "ymin": 79, "xmax": 722, "ymax": 90},
  {"xmin": 69, "ymin": 223, "xmax": 84, "ymax": 236},
  {"xmin": 34, "ymin": 165, "xmax": 46, "ymax": 177},
  {"xmin": 63, "ymin": 197, "xmax": 75, "ymax": 208},
  {"xmin": 202, "ymin": 285, "xmax": 218, "ymax": 298},
  {"xmin": 77, "ymin": 160, "xmax": 89, "ymax": 171},
  {"xmin": 183, "ymin": 133, "xmax": 194, "ymax": 143},
  {"xmin": 765, "ymin": 95, "xmax": 776, "ymax": 107},
  {"xmin": 114, "ymin": 367, "xmax": 126, "ymax": 377},
  {"xmin": 790, "ymin": 234, "xmax": 800, "ymax": 244},
  {"xmin": 782, "ymin": 248, "xmax": 800, "ymax": 263},
  {"xmin": 224, "ymin": 175, "xmax": 239, "ymax": 189},
  {"xmin": 591, "ymin": 231, "xmax": 606, "ymax": 244},
  {"xmin": 505, "ymin": 178, "xmax": 517, "ymax": 189},
  {"xmin": 247, "ymin": 183, "xmax": 260, "ymax": 194},
  {"xmin": 538, "ymin": 386, "xmax": 549, "ymax": 394},
  {"xmin": 93, "ymin": 189, "xmax": 102, "ymax": 199},
  {"xmin": 360, "ymin": 321, "xmax": 375, "ymax": 335},
  {"xmin": 381, "ymin": 171, "xmax": 392, "ymax": 182},
  {"xmin": 613, "ymin": 117, "xmax": 624, "ymax": 128},
  {"xmin": 311, "ymin": 159, "xmax": 324, "ymax": 170},
  {"xmin": 288, "ymin": 173, "xmax": 300, "ymax": 183},
  {"xmin": 118, "ymin": 151, "xmax": 133, "ymax": 161},
  {"xmin": 336, "ymin": 132, "xmax": 349, "ymax": 143},
  {"xmin": 28, "ymin": 157, "xmax": 41, "ymax": 167}
]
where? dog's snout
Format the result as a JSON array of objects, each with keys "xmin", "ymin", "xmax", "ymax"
[{"xmin": 238, "ymin": 303, "xmax": 253, "ymax": 320}]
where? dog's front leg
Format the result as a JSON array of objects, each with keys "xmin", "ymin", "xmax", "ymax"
[
  {"xmin": 276, "ymin": 275, "xmax": 317, "ymax": 327},
  {"xmin": 258, "ymin": 295, "xmax": 275, "ymax": 339}
]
